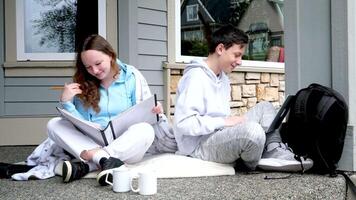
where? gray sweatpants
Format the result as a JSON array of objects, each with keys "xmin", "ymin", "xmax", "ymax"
[{"xmin": 191, "ymin": 101, "xmax": 281, "ymax": 169}]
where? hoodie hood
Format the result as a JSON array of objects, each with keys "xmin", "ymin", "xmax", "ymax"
[{"xmin": 184, "ymin": 58, "xmax": 225, "ymax": 84}]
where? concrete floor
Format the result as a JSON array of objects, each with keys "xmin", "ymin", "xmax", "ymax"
[{"xmin": 0, "ymin": 145, "xmax": 350, "ymax": 200}]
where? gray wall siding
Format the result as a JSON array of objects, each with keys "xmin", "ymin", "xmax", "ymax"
[
  {"xmin": 138, "ymin": 24, "xmax": 167, "ymax": 41},
  {"xmin": 285, "ymin": 0, "xmax": 332, "ymax": 94},
  {"xmin": 0, "ymin": 0, "xmax": 169, "ymax": 116},
  {"xmin": 119, "ymin": 0, "xmax": 168, "ymax": 102},
  {"xmin": 137, "ymin": 0, "xmax": 166, "ymax": 11},
  {"xmin": 137, "ymin": 0, "xmax": 167, "ymax": 102},
  {"xmin": 331, "ymin": 0, "xmax": 349, "ymax": 101},
  {"xmin": 137, "ymin": 55, "xmax": 167, "ymax": 70},
  {"xmin": 118, "ymin": 0, "xmax": 138, "ymax": 68},
  {"xmin": 0, "ymin": 0, "xmax": 4, "ymax": 116},
  {"xmin": 3, "ymin": 77, "xmax": 71, "ymax": 116}
]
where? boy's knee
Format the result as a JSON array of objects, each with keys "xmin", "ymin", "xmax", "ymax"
[
  {"xmin": 243, "ymin": 121, "xmax": 266, "ymax": 148},
  {"xmin": 238, "ymin": 122, "xmax": 266, "ymax": 167},
  {"xmin": 257, "ymin": 101, "xmax": 274, "ymax": 108}
]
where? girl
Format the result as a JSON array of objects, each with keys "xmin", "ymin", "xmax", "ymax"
[{"xmin": 46, "ymin": 34, "xmax": 176, "ymax": 185}]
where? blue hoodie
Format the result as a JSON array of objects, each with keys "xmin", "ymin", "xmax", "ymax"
[{"xmin": 61, "ymin": 60, "xmax": 136, "ymax": 128}]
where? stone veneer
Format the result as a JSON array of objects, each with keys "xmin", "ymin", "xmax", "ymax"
[{"xmin": 164, "ymin": 63, "xmax": 285, "ymax": 118}]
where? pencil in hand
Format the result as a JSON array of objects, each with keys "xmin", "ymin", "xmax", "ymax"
[{"xmin": 50, "ymin": 86, "xmax": 64, "ymax": 90}]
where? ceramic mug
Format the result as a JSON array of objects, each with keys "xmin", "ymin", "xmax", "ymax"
[
  {"xmin": 130, "ymin": 170, "xmax": 157, "ymax": 195},
  {"xmin": 105, "ymin": 166, "xmax": 131, "ymax": 193}
]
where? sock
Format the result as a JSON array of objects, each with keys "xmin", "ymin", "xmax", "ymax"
[
  {"xmin": 92, "ymin": 150, "xmax": 110, "ymax": 166},
  {"xmin": 87, "ymin": 162, "xmax": 98, "ymax": 171},
  {"xmin": 265, "ymin": 129, "xmax": 282, "ymax": 148},
  {"xmin": 266, "ymin": 130, "xmax": 282, "ymax": 142},
  {"xmin": 266, "ymin": 142, "xmax": 281, "ymax": 152}
]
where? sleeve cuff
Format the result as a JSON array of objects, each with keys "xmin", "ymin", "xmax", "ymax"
[
  {"xmin": 60, "ymin": 101, "xmax": 76, "ymax": 112},
  {"xmin": 214, "ymin": 117, "xmax": 226, "ymax": 130}
]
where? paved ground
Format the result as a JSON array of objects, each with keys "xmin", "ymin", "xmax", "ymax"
[{"xmin": 0, "ymin": 146, "xmax": 350, "ymax": 200}]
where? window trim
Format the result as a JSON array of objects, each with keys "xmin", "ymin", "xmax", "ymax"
[
  {"xmin": 15, "ymin": 0, "xmax": 107, "ymax": 61},
  {"xmin": 174, "ymin": 0, "xmax": 284, "ymax": 69}
]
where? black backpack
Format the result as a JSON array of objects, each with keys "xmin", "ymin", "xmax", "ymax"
[{"xmin": 279, "ymin": 83, "xmax": 348, "ymax": 175}]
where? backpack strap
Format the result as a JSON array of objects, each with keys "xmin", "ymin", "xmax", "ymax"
[
  {"xmin": 294, "ymin": 89, "xmax": 312, "ymax": 121},
  {"xmin": 266, "ymin": 95, "xmax": 295, "ymax": 134},
  {"xmin": 316, "ymin": 95, "xmax": 336, "ymax": 120},
  {"xmin": 315, "ymin": 139, "xmax": 335, "ymax": 176},
  {"xmin": 338, "ymin": 172, "xmax": 356, "ymax": 195}
]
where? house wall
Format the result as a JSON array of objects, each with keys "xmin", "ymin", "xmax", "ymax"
[
  {"xmin": 0, "ymin": 0, "xmax": 4, "ymax": 116},
  {"xmin": 284, "ymin": 0, "xmax": 331, "ymax": 93},
  {"xmin": 118, "ymin": 0, "xmax": 168, "ymax": 103},
  {"xmin": 0, "ymin": 0, "xmax": 50, "ymax": 145},
  {"xmin": 0, "ymin": 0, "xmax": 169, "ymax": 145},
  {"xmin": 238, "ymin": 0, "xmax": 282, "ymax": 33},
  {"xmin": 165, "ymin": 63, "xmax": 285, "ymax": 120},
  {"xmin": 332, "ymin": 0, "xmax": 356, "ymax": 171},
  {"xmin": 2, "ymin": 0, "xmax": 119, "ymax": 116},
  {"xmin": 285, "ymin": 0, "xmax": 356, "ymax": 171}
]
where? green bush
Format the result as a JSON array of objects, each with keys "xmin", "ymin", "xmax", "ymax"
[{"xmin": 181, "ymin": 40, "xmax": 208, "ymax": 57}]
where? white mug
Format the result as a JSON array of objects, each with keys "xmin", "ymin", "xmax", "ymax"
[
  {"xmin": 130, "ymin": 170, "xmax": 157, "ymax": 195},
  {"xmin": 105, "ymin": 166, "xmax": 131, "ymax": 193}
]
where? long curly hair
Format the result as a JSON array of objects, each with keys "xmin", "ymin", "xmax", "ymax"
[{"xmin": 73, "ymin": 34, "xmax": 119, "ymax": 113}]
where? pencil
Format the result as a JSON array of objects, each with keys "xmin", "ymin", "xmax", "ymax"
[{"xmin": 50, "ymin": 86, "xmax": 64, "ymax": 90}]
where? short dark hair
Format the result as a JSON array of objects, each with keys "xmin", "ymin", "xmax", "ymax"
[{"xmin": 208, "ymin": 24, "xmax": 248, "ymax": 53}]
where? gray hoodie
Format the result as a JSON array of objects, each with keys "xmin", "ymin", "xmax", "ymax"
[{"xmin": 173, "ymin": 58, "xmax": 231, "ymax": 155}]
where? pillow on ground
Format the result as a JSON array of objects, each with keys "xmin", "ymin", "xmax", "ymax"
[{"xmin": 55, "ymin": 153, "xmax": 235, "ymax": 178}]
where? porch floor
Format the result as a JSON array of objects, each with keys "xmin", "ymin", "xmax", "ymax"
[{"xmin": 0, "ymin": 146, "xmax": 350, "ymax": 200}]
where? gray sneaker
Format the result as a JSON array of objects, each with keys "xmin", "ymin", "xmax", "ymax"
[{"xmin": 258, "ymin": 143, "xmax": 313, "ymax": 172}]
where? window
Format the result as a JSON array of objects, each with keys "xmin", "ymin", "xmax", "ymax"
[
  {"xmin": 15, "ymin": 0, "xmax": 106, "ymax": 61},
  {"xmin": 186, "ymin": 4, "xmax": 199, "ymax": 22},
  {"xmin": 176, "ymin": 0, "xmax": 284, "ymax": 68}
]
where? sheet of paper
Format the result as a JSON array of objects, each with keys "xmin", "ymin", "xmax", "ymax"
[
  {"xmin": 56, "ymin": 95, "xmax": 158, "ymax": 146},
  {"xmin": 107, "ymin": 95, "xmax": 158, "ymax": 140},
  {"xmin": 56, "ymin": 107, "xmax": 106, "ymax": 145}
]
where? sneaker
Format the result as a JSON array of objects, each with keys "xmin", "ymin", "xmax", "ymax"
[
  {"xmin": 96, "ymin": 157, "xmax": 125, "ymax": 186},
  {"xmin": 0, "ymin": 162, "xmax": 34, "ymax": 179},
  {"xmin": 62, "ymin": 160, "xmax": 89, "ymax": 183},
  {"xmin": 258, "ymin": 143, "xmax": 313, "ymax": 172}
]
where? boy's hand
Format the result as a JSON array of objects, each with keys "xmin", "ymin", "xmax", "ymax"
[
  {"xmin": 60, "ymin": 83, "xmax": 82, "ymax": 102},
  {"xmin": 224, "ymin": 115, "xmax": 246, "ymax": 127}
]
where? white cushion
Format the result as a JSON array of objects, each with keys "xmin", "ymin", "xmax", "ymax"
[{"xmin": 55, "ymin": 153, "xmax": 235, "ymax": 178}]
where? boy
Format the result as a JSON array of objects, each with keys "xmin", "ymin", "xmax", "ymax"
[{"xmin": 173, "ymin": 25, "xmax": 313, "ymax": 172}]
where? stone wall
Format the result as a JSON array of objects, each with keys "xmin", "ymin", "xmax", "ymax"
[{"xmin": 165, "ymin": 64, "xmax": 285, "ymax": 117}]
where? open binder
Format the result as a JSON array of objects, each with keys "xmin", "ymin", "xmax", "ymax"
[{"xmin": 56, "ymin": 94, "xmax": 159, "ymax": 146}]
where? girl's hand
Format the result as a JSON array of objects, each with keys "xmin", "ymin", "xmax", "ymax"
[
  {"xmin": 60, "ymin": 83, "xmax": 82, "ymax": 102},
  {"xmin": 224, "ymin": 115, "xmax": 246, "ymax": 127},
  {"xmin": 152, "ymin": 102, "xmax": 163, "ymax": 114}
]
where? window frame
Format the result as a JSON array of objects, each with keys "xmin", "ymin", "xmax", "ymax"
[
  {"xmin": 174, "ymin": 0, "xmax": 284, "ymax": 69},
  {"xmin": 15, "ymin": 0, "xmax": 107, "ymax": 61}
]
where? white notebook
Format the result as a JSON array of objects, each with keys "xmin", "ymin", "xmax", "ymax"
[{"xmin": 56, "ymin": 95, "xmax": 158, "ymax": 146}]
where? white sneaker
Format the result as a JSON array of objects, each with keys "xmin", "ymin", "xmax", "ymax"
[{"xmin": 258, "ymin": 143, "xmax": 313, "ymax": 172}]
